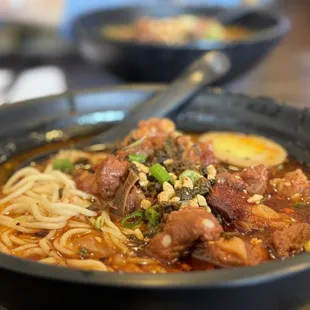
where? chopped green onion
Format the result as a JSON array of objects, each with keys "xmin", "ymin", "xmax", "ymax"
[
  {"xmin": 121, "ymin": 211, "xmax": 143, "ymax": 229},
  {"xmin": 293, "ymin": 202, "xmax": 308, "ymax": 208},
  {"xmin": 145, "ymin": 207, "xmax": 160, "ymax": 229},
  {"xmin": 95, "ymin": 214, "xmax": 104, "ymax": 230},
  {"xmin": 150, "ymin": 163, "xmax": 174, "ymax": 185},
  {"xmin": 52, "ymin": 159, "xmax": 73, "ymax": 173},
  {"xmin": 180, "ymin": 170, "xmax": 202, "ymax": 184},
  {"xmin": 128, "ymin": 153, "xmax": 147, "ymax": 163}
]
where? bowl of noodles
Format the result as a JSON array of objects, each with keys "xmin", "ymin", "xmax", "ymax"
[
  {"xmin": 73, "ymin": 6, "xmax": 290, "ymax": 83},
  {"xmin": 0, "ymin": 85, "xmax": 310, "ymax": 310}
]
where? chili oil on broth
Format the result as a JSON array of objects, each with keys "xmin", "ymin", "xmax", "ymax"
[
  {"xmin": 0, "ymin": 126, "xmax": 309, "ymax": 273},
  {"xmin": 0, "ymin": 144, "xmax": 190, "ymax": 273}
]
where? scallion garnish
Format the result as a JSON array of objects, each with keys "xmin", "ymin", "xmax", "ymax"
[
  {"xmin": 150, "ymin": 163, "xmax": 173, "ymax": 185},
  {"xmin": 128, "ymin": 153, "xmax": 147, "ymax": 163},
  {"xmin": 95, "ymin": 214, "xmax": 104, "ymax": 230},
  {"xmin": 121, "ymin": 211, "xmax": 143, "ymax": 229},
  {"xmin": 180, "ymin": 170, "xmax": 202, "ymax": 184},
  {"xmin": 52, "ymin": 159, "xmax": 73, "ymax": 173}
]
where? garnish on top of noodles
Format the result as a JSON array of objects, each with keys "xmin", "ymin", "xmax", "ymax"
[{"xmin": 1, "ymin": 118, "xmax": 310, "ymax": 274}]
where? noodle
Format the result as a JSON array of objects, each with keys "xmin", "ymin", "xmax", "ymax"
[
  {"xmin": 1, "ymin": 229, "xmax": 13, "ymax": 247},
  {"xmin": 39, "ymin": 257, "xmax": 58, "ymax": 264},
  {"xmin": 59, "ymin": 228, "xmax": 91, "ymax": 247},
  {"xmin": 66, "ymin": 259, "xmax": 108, "ymax": 271},
  {"xmin": 39, "ymin": 239, "xmax": 62, "ymax": 260},
  {"xmin": 0, "ymin": 241, "xmax": 10, "ymax": 254},
  {"xmin": 0, "ymin": 150, "xmax": 149, "ymax": 273}
]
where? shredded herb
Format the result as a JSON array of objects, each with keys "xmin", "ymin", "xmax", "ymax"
[
  {"xmin": 52, "ymin": 159, "xmax": 73, "ymax": 173},
  {"xmin": 176, "ymin": 187, "xmax": 196, "ymax": 200},
  {"xmin": 78, "ymin": 247, "xmax": 89, "ymax": 258},
  {"xmin": 150, "ymin": 163, "xmax": 174, "ymax": 185},
  {"xmin": 145, "ymin": 207, "xmax": 160, "ymax": 229},
  {"xmin": 293, "ymin": 202, "xmax": 308, "ymax": 208},
  {"xmin": 193, "ymin": 177, "xmax": 212, "ymax": 196},
  {"xmin": 128, "ymin": 153, "xmax": 147, "ymax": 163},
  {"xmin": 121, "ymin": 211, "xmax": 143, "ymax": 229},
  {"xmin": 180, "ymin": 170, "xmax": 202, "ymax": 184}
]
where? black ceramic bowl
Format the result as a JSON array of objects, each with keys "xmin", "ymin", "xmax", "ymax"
[
  {"xmin": 72, "ymin": 6, "xmax": 290, "ymax": 84},
  {"xmin": 0, "ymin": 86, "xmax": 310, "ymax": 310}
]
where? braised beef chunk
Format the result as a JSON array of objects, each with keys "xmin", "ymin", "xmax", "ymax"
[
  {"xmin": 95, "ymin": 155, "xmax": 128, "ymax": 199},
  {"xmin": 146, "ymin": 207, "xmax": 223, "ymax": 262},
  {"xmin": 271, "ymin": 169, "xmax": 310, "ymax": 201},
  {"xmin": 75, "ymin": 171, "xmax": 99, "ymax": 195},
  {"xmin": 217, "ymin": 164, "xmax": 268, "ymax": 195},
  {"xmin": 207, "ymin": 184, "xmax": 292, "ymax": 232},
  {"xmin": 206, "ymin": 184, "xmax": 247, "ymax": 221},
  {"xmin": 192, "ymin": 236, "xmax": 268, "ymax": 268},
  {"xmin": 272, "ymin": 223, "xmax": 310, "ymax": 257}
]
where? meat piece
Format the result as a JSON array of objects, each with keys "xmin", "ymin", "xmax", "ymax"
[
  {"xmin": 121, "ymin": 118, "xmax": 175, "ymax": 147},
  {"xmin": 271, "ymin": 169, "xmax": 310, "ymax": 201},
  {"xmin": 207, "ymin": 184, "xmax": 248, "ymax": 221},
  {"xmin": 146, "ymin": 207, "xmax": 223, "ymax": 262},
  {"xmin": 125, "ymin": 186, "xmax": 145, "ymax": 215},
  {"xmin": 75, "ymin": 155, "xmax": 128, "ymax": 201},
  {"xmin": 95, "ymin": 155, "xmax": 128, "ymax": 199},
  {"xmin": 193, "ymin": 236, "xmax": 269, "ymax": 268},
  {"xmin": 207, "ymin": 184, "xmax": 292, "ymax": 232},
  {"xmin": 272, "ymin": 223, "xmax": 310, "ymax": 257},
  {"xmin": 111, "ymin": 170, "xmax": 139, "ymax": 217},
  {"xmin": 75, "ymin": 171, "xmax": 99, "ymax": 195},
  {"xmin": 217, "ymin": 165, "xmax": 268, "ymax": 195}
]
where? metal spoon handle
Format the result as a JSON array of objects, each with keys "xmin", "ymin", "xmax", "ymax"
[{"xmin": 83, "ymin": 51, "xmax": 230, "ymax": 146}]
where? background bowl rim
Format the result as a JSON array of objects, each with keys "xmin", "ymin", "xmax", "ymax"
[{"xmin": 72, "ymin": 5, "xmax": 291, "ymax": 51}]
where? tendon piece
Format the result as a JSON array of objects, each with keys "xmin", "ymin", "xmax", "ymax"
[
  {"xmin": 272, "ymin": 223, "xmax": 310, "ymax": 257},
  {"xmin": 146, "ymin": 207, "xmax": 223, "ymax": 262},
  {"xmin": 217, "ymin": 164, "xmax": 268, "ymax": 195},
  {"xmin": 111, "ymin": 170, "xmax": 140, "ymax": 217},
  {"xmin": 193, "ymin": 236, "xmax": 268, "ymax": 268},
  {"xmin": 271, "ymin": 169, "xmax": 310, "ymax": 201}
]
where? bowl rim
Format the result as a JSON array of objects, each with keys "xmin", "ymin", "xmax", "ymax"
[
  {"xmin": 0, "ymin": 85, "xmax": 309, "ymax": 289},
  {"xmin": 72, "ymin": 5, "xmax": 291, "ymax": 51}
]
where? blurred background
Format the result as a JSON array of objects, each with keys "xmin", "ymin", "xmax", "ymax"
[{"xmin": 0, "ymin": 0, "xmax": 308, "ymax": 107}]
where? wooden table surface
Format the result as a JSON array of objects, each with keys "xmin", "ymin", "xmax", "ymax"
[{"xmin": 227, "ymin": 0, "xmax": 310, "ymax": 108}]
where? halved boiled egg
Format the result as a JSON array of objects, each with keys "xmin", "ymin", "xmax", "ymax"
[{"xmin": 199, "ymin": 132, "xmax": 287, "ymax": 167}]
